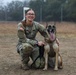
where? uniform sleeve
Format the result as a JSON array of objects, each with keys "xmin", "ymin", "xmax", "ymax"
[
  {"xmin": 26, "ymin": 39, "xmax": 38, "ymax": 46},
  {"xmin": 17, "ymin": 23, "xmax": 38, "ymax": 46},
  {"xmin": 38, "ymin": 23, "xmax": 48, "ymax": 38},
  {"xmin": 17, "ymin": 23, "xmax": 26, "ymax": 43}
]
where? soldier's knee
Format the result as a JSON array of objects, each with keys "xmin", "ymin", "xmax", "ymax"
[{"xmin": 22, "ymin": 43, "xmax": 33, "ymax": 53}]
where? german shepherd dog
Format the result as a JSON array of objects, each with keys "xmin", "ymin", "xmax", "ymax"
[{"xmin": 43, "ymin": 24, "xmax": 63, "ymax": 70}]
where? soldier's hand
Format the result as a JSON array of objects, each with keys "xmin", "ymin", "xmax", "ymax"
[
  {"xmin": 20, "ymin": 27, "xmax": 24, "ymax": 31},
  {"xmin": 38, "ymin": 41, "xmax": 45, "ymax": 46}
]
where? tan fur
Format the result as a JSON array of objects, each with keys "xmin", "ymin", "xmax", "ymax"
[
  {"xmin": 43, "ymin": 41, "xmax": 63, "ymax": 70},
  {"xmin": 43, "ymin": 39, "xmax": 63, "ymax": 71}
]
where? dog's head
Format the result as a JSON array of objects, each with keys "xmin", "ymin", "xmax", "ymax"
[{"xmin": 46, "ymin": 24, "xmax": 56, "ymax": 41}]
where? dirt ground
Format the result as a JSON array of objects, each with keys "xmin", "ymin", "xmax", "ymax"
[{"xmin": 0, "ymin": 21, "xmax": 76, "ymax": 75}]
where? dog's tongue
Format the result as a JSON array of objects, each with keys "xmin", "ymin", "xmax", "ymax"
[{"xmin": 50, "ymin": 33, "xmax": 55, "ymax": 41}]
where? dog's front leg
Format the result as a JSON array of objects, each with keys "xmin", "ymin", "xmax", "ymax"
[
  {"xmin": 43, "ymin": 51, "xmax": 48, "ymax": 70},
  {"xmin": 43, "ymin": 44, "xmax": 50, "ymax": 70},
  {"xmin": 53, "ymin": 43, "xmax": 59, "ymax": 70},
  {"xmin": 54, "ymin": 52, "xmax": 58, "ymax": 70}
]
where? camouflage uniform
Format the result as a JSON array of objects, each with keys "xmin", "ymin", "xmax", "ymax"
[{"xmin": 17, "ymin": 20, "xmax": 48, "ymax": 69}]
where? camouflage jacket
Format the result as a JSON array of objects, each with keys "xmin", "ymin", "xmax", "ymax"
[{"xmin": 17, "ymin": 21, "xmax": 48, "ymax": 46}]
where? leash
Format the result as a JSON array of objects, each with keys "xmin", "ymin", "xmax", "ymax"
[{"xmin": 30, "ymin": 45, "xmax": 44, "ymax": 68}]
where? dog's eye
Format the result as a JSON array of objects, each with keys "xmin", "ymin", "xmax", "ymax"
[
  {"xmin": 49, "ymin": 26, "xmax": 51, "ymax": 28},
  {"xmin": 53, "ymin": 26, "xmax": 56, "ymax": 29}
]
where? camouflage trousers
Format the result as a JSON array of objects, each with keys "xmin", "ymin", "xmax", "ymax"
[{"xmin": 17, "ymin": 43, "xmax": 45, "ymax": 69}]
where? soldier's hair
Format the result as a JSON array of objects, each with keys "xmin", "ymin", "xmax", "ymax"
[{"xmin": 25, "ymin": 8, "xmax": 32, "ymax": 14}]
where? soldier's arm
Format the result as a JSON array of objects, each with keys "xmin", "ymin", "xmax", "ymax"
[
  {"xmin": 38, "ymin": 23, "xmax": 48, "ymax": 39},
  {"xmin": 17, "ymin": 23, "xmax": 26, "ymax": 43},
  {"xmin": 17, "ymin": 23, "xmax": 38, "ymax": 46},
  {"xmin": 37, "ymin": 23, "xmax": 52, "ymax": 44}
]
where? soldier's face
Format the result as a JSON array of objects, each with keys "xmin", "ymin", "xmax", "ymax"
[{"xmin": 26, "ymin": 9, "xmax": 35, "ymax": 22}]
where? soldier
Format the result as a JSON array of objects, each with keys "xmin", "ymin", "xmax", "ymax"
[{"xmin": 16, "ymin": 8, "xmax": 48, "ymax": 70}]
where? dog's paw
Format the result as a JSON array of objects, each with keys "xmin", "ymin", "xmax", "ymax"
[
  {"xmin": 43, "ymin": 68, "xmax": 47, "ymax": 71},
  {"xmin": 54, "ymin": 67, "xmax": 58, "ymax": 71},
  {"xmin": 59, "ymin": 66, "xmax": 63, "ymax": 69}
]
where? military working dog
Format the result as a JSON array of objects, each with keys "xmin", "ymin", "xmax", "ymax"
[{"xmin": 43, "ymin": 24, "xmax": 63, "ymax": 70}]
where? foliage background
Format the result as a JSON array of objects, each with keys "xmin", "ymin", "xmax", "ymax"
[{"xmin": 0, "ymin": 0, "xmax": 76, "ymax": 22}]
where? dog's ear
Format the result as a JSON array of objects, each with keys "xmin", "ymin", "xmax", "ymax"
[
  {"xmin": 45, "ymin": 22, "xmax": 48, "ymax": 28},
  {"xmin": 54, "ymin": 21, "xmax": 56, "ymax": 26}
]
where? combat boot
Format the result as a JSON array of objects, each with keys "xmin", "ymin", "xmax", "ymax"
[{"xmin": 21, "ymin": 64, "xmax": 30, "ymax": 70}]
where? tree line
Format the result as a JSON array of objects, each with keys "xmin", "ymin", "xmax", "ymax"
[{"xmin": 0, "ymin": 0, "xmax": 76, "ymax": 22}]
